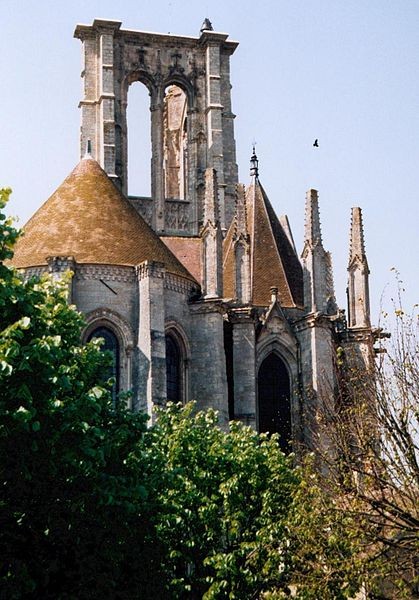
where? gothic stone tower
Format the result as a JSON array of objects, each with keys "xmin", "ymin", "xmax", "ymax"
[
  {"xmin": 74, "ymin": 18, "xmax": 239, "ymax": 233},
  {"xmin": 10, "ymin": 18, "xmax": 377, "ymax": 451}
]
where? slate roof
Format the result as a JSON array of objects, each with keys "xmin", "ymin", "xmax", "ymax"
[
  {"xmin": 11, "ymin": 157, "xmax": 195, "ymax": 282},
  {"xmin": 223, "ymin": 179, "xmax": 303, "ymax": 307}
]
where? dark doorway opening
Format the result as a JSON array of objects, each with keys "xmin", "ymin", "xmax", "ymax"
[{"xmin": 257, "ymin": 353, "xmax": 291, "ymax": 452}]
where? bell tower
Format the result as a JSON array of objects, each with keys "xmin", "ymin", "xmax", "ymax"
[{"xmin": 74, "ymin": 18, "xmax": 239, "ymax": 235}]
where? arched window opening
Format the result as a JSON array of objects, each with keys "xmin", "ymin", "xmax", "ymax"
[
  {"xmin": 87, "ymin": 326, "xmax": 120, "ymax": 403},
  {"xmin": 257, "ymin": 353, "xmax": 291, "ymax": 452},
  {"xmin": 165, "ymin": 334, "xmax": 182, "ymax": 402},
  {"xmin": 163, "ymin": 85, "xmax": 188, "ymax": 200},
  {"xmin": 127, "ymin": 82, "xmax": 151, "ymax": 197}
]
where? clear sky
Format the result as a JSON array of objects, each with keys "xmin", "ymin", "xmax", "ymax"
[{"xmin": 2, "ymin": 0, "xmax": 418, "ymax": 321}]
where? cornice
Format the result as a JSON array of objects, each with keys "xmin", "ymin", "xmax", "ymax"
[
  {"xmin": 75, "ymin": 264, "xmax": 136, "ymax": 283},
  {"xmin": 165, "ymin": 273, "xmax": 199, "ymax": 296}
]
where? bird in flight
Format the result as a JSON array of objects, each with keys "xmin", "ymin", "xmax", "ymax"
[{"xmin": 313, "ymin": 139, "xmax": 319, "ymax": 147}]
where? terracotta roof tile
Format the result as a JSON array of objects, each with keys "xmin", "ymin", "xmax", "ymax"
[
  {"xmin": 251, "ymin": 182, "xmax": 303, "ymax": 307},
  {"xmin": 11, "ymin": 158, "xmax": 195, "ymax": 282},
  {"xmin": 161, "ymin": 236, "xmax": 201, "ymax": 282},
  {"xmin": 223, "ymin": 180, "xmax": 303, "ymax": 307}
]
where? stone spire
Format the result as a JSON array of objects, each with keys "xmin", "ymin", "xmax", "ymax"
[
  {"xmin": 347, "ymin": 207, "xmax": 370, "ymax": 328},
  {"xmin": 201, "ymin": 168, "xmax": 223, "ymax": 298},
  {"xmin": 304, "ymin": 188, "xmax": 322, "ymax": 246},
  {"xmin": 301, "ymin": 189, "xmax": 336, "ymax": 314}
]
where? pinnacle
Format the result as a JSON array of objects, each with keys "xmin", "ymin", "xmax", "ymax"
[
  {"xmin": 304, "ymin": 188, "xmax": 323, "ymax": 246},
  {"xmin": 349, "ymin": 207, "xmax": 367, "ymax": 263}
]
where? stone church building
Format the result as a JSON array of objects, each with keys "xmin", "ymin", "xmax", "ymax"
[{"xmin": 11, "ymin": 18, "xmax": 375, "ymax": 450}]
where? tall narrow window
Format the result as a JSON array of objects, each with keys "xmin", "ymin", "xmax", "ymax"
[
  {"xmin": 165, "ymin": 334, "xmax": 181, "ymax": 402},
  {"xmin": 87, "ymin": 327, "xmax": 120, "ymax": 402},
  {"xmin": 127, "ymin": 82, "xmax": 151, "ymax": 197},
  {"xmin": 257, "ymin": 353, "xmax": 291, "ymax": 452}
]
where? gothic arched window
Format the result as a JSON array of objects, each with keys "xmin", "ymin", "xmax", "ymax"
[
  {"xmin": 257, "ymin": 353, "xmax": 291, "ymax": 452},
  {"xmin": 165, "ymin": 334, "xmax": 182, "ymax": 402},
  {"xmin": 87, "ymin": 326, "xmax": 120, "ymax": 402}
]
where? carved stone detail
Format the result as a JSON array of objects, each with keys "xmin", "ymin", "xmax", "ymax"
[
  {"xmin": 76, "ymin": 265, "xmax": 136, "ymax": 283},
  {"xmin": 21, "ymin": 266, "xmax": 48, "ymax": 279},
  {"xmin": 136, "ymin": 260, "xmax": 166, "ymax": 281},
  {"xmin": 165, "ymin": 272, "xmax": 199, "ymax": 295},
  {"xmin": 164, "ymin": 200, "xmax": 191, "ymax": 232}
]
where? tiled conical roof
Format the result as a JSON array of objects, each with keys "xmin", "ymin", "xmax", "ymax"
[
  {"xmin": 11, "ymin": 158, "xmax": 195, "ymax": 282},
  {"xmin": 223, "ymin": 179, "xmax": 303, "ymax": 307}
]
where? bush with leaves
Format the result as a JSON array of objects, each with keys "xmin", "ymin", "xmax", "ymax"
[
  {"xmin": 144, "ymin": 402, "xmax": 300, "ymax": 599},
  {"xmin": 0, "ymin": 188, "xmax": 164, "ymax": 599}
]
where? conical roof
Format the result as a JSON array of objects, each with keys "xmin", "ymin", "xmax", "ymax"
[
  {"xmin": 224, "ymin": 179, "xmax": 303, "ymax": 307},
  {"xmin": 11, "ymin": 158, "xmax": 195, "ymax": 282}
]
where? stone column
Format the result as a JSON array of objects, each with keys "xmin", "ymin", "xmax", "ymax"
[
  {"xmin": 150, "ymin": 93, "xmax": 165, "ymax": 232},
  {"xmin": 294, "ymin": 314, "xmax": 336, "ymax": 449},
  {"xmin": 136, "ymin": 261, "xmax": 166, "ymax": 419},
  {"xmin": 75, "ymin": 20, "xmax": 121, "ymax": 183},
  {"xmin": 230, "ymin": 308, "xmax": 256, "ymax": 429},
  {"xmin": 201, "ymin": 168, "xmax": 223, "ymax": 298},
  {"xmin": 189, "ymin": 301, "xmax": 229, "ymax": 426},
  {"xmin": 187, "ymin": 108, "xmax": 199, "ymax": 234},
  {"xmin": 201, "ymin": 32, "xmax": 226, "ymax": 228}
]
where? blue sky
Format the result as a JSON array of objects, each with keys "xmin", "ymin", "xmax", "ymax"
[{"xmin": 2, "ymin": 0, "xmax": 418, "ymax": 321}]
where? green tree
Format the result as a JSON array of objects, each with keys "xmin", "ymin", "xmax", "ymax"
[
  {"xmin": 0, "ymin": 189, "xmax": 163, "ymax": 599},
  {"xmin": 145, "ymin": 402, "xmax": 299, "ymax": 599},
  {"xmin": 146, "ymin": 404, "xmax": 371, "ymax": 600}
]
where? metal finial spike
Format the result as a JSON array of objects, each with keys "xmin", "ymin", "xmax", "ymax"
[{"xmin": 250, "ymin": 144, "xmax": 259, "ymax": 178}]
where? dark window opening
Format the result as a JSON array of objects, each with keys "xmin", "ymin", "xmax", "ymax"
[
  {"xmin": 257, "ymin": 353, "xmax": 291, "ymax": 452},
  {"xmin": 166, "ymin": 335, "xmax": 181, "ymax": 402},
  {"xmin": 223, "ymin": 321, "xmax": 235, "ymax": 420},
  {"xmin": 88, "ymin": 326, "xmax": 120, "ymax": 403}
]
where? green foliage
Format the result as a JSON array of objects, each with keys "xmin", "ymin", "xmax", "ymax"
[
  {"xmin": 146, "ymin": 403, "xmax": 300, "ymax": 599},
  {"xmin": 0, "ymin": 189, "xmax": 160, "ymax": 599}
]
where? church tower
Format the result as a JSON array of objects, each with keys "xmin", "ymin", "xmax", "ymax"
[
  {"xmin": 10, "ymin": 17, "xmax": 378, "ymax": 446},
  {"xmin": 74, "ymin": 18, "xmax": 239, "ymax": 234}
]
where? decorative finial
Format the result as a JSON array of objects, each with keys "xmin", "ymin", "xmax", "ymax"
[
  {"xmin": 84, "ymin": 139, "xmax": 92, "ymax": 159},
  {"xmin": 250, "ymin": 144, "xmax": 259, "ymax": 178},
  {"xmin": 270, "ymin": 286, "xmax": 278, "ymax": 303},
  {"xmin": 200, "ymin": 17, "xmax": 213, "ymax": 34}
]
